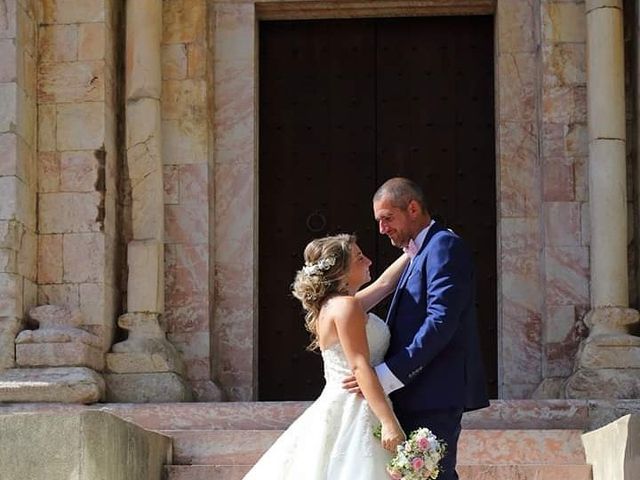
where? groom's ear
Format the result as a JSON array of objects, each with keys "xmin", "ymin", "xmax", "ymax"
[{"xmin": 407, "ymin": 200, "xmax": 420, "ymax": 217}]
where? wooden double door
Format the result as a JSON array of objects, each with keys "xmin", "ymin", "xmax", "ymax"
[{"xmin": 259, "ymin": 16, "xmax": 496, "ymax": 400}]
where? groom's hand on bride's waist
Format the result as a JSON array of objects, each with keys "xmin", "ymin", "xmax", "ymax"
[{"xmin": 342, "ymin": 374, "xmax": 363, "ymax": 396}]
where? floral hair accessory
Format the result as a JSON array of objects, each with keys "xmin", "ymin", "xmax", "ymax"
[{"xmin": 302, "ymin": 256, "xmax": 336, "ymax": 276}]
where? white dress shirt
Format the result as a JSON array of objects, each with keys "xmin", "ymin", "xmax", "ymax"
[{"xmin": 374, "ymin": 220, "xmax": 435, "ymax": 394}]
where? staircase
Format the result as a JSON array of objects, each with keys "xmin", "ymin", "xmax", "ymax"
[{"xmin": 99, "ymin": 400, "xmax": 593, "ymax": 480}]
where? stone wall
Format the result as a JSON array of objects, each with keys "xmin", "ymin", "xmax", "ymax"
[
  {"xmin": 0, "ymin": 0, "xmax": 38, "ymax": 370},
  {"xmin": 538, "ymin": 0, "xmax": 590, "ymax": 396},
  {"xmin": 160, "ymin": 0, "xmax": 218, "ymax": 400},
  {"xmin": 36, "ymin": 0, "xmax": 120, "ymax": 353}
]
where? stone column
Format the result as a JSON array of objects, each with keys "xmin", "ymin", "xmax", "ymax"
[
  {"xmin": 104, "ymin": 0, "xmax": 191, "ymax": 401},
  {"xmin": 566, "ymin": 0, "xmax": 640, "ymax": 398}
]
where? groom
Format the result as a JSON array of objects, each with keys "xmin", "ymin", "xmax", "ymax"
[{"xmin": 350, "ymin": 177, "xmax": 489, "ymax": 480}]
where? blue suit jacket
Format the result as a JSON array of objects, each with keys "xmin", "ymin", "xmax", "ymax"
[{"xmin": 385, "ymin": 222, "xmax": 489, "ymax": 413}]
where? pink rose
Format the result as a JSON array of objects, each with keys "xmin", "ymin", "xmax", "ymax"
[
  {"xmin": 411, "ymin": 457, "xmax": 424, "ymax": 471},
  {"xmin": 417, "ymin": 437, "xmax": 430, "ymax": 450}
]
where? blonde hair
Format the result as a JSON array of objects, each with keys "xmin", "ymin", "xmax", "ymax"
[{"xmin": 292, "ymin": 234, "xmax": 356, "ymax": 350}]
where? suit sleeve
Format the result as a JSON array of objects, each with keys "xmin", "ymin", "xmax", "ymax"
[{"xmin": 385, "ymin": 234, "xmax": 472, "ymax": 385}]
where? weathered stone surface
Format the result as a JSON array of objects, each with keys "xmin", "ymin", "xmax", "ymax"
[
  {"xmin": 38, "ymin": 24, "xmax": 77, "ymax": 63},
  {"xmin": 56, "ymin": 102, "xmax": 104, "ymax": 151},
  {"xmin": 583, "ymin": 414, "xmax": 640, "ymax": 480},
  {"xmin": 566, "ymin": 368, "xmax": 640, "ymax": 399},
  {"xmin": 37, "ymin": 103, "xmax": 56, "ymax": 151},
  {"xmin": 0, "ymin": 367, "xmax": 104, "ymax": 403},
  {"xmin": 0, "ymin": 38, "xmax": 16, "ymax": 82},
  {"xmin": 0, "ymin": 83, "xmax": 17, "ymax": 133},
  {"xmin": 0, "ymin": 272, "xmax": 22, "ymax": 317},
  {"xmin": 105, "ymin": 372, "xmax": 193, "ymax": 402},
  {"xmin": 78, "ymin": 22, "xmax": 105, "ymax": 61},
  {"xmin": 0, "ymin": 316, "xmax": 22, "ymax": 370},
  {"xmin": 580, "ymin": 341, "xmax": 640, "ymax": 369},
  {"xmin": 38, "ymin": 192, "xmax": 102, "ymax": 233},
  {"xmin": 127, "ymin": 240, "xmax": 164, "ymax": 313},
  {"xmin": 63, "ymin": 233, "xmax": 104, "ymax": 283},
  {"xmin": 107, "ymin": 352, "xmax": 184, "ymax": 375},
  {"xmin": 584, "ymin": 306, "xmax": 639, "ymax": 336},
  {"xmin": 40, "ymin": 0, "xmax": 106, "ymax": 24},
  {"xmin": 126, "ymin": 0, "xmax": 162, "ymax": 100},
  {"xmin": 131, "ymin": 172, "xmax": 164, "ymax": 240},
  {"xmin": 0, "ymin": 411, "xmax": 169, "ymax": 480},
  {"xmin": 38, "ymin": 60, "xmax": 104, "ymax": 104},
  {"xmin": 16, "ymin": 326, "xmax": 100, "ymax": 346},
  {"xmin": 16, "ymin": 342, "xmax": 104, "ymax": 370},
  {"xmin": 28, "ymin": 304, "xmax": 83, "ymax": 328},
  {"xmin": 162, "ymin": 43, "xmax": 188, "ymax": 80},
  {"xmin": 38, "ymin": 283, "xmax": 80, "ymax": 309},
  {"xmin": 126, "ymin": 97, "xmax": 161, "ymax": 179}
]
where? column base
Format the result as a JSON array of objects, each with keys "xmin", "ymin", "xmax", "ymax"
[
  {"xmin": 104, "ymin": 372, "xmax": 193, "ymax": 402},
  {"xmin": 566, "ymin": 368, "xmax": 640, "ymax": 399},
  {"xmin": 0, "ymin": 367, "xmax": 104, "ymax": 403},
  {"xmin": 565, "ymin": 306, "xmax": 640, "ymax": 399}
]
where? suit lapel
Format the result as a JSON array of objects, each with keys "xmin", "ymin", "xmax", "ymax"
[{"xmin": 385, "ymin": 222, "xmax": 444, "ymax": 327}]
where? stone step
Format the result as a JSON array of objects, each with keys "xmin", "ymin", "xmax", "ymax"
[
  {"xmin": 0, "ymin": 400, "xmax": 592, "ymax": 431},
  {"xmin": 165, "ymin": 428, "xmax": 587, "ymax": 466},
  {"xmin": 165, "ymin": 464, "xmax": 592, "ymax": 480},
  {"xmin": 165, "ymin": 465, "xmax": 251, "ymax": 480},
  {"xmin": 98, "ymin": 399, "xmax": 590, "ymax": 431}
]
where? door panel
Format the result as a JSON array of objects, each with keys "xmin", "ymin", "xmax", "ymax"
[{"xmin": 259, "ymin": 16, "xmax": 497, "ymax": 401}]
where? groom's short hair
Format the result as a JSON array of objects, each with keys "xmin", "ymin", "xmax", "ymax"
[{"xmin": 373, "ymin": 177, "xmax": 428, "ymax": 212}]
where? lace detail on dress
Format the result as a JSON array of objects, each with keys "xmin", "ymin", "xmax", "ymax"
[
  {"xmin": 243, "ymin": 312, "xmax": 393, "ymax": 480},
  {"xmin": 321, "ymin": 313, "xmax": 390, "ymax": 387}
]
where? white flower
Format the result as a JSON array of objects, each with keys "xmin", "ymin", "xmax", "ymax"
[{"xmin": 302, "ymin": 256, "xmax": 336, "ymax": 276}]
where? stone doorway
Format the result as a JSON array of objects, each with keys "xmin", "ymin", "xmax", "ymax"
[{"xmin": 257, "ymin": 16, "xmax": 497, "ymax": 400}]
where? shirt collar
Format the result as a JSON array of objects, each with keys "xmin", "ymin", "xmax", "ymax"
[{"xmin": 412, "ymin": 219, "xmax": 435, "ymax": 251}]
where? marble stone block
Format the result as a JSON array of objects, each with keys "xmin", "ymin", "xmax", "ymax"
[
  {"xmin": 104, "ymin": 372, "xmax": 193, "ymax": 402},
  {"xmin": 38, "ymin": 24, "xmax": 77, "ymax": 63},
  {"xmin": 78, "ymin": 23, "xmax": 105, "ymax": 61},
  {"xmin": 0, "ymin": 316, "xmax": 22, "ymax": 370},
  {"xmin": 106, "ymin": 352, "xmax": 184, "ymax": 375},
  {"xmin": 40, "ymin": 0, "xmax": 105, "ymax": 24},
  {"xmin": 0, "ymin": 367, "xmax": 104, "ymax": 403},
  {"xmin": 127, "ymin": 240, "xmax": 163, "ymax": 313},
  {"xmin": 16, "ymin": 342, "xmax": 104, "ymax": 370},
  {"xmin": 56, "ymin": 102, "xmax": 105, "ymax": 151}
]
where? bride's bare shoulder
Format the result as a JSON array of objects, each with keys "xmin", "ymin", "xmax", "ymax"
[{"xmin": 324, "ymin": 296, "xmax": 365, "ymax": 321}]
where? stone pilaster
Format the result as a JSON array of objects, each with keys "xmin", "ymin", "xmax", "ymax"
[
  {"xmin": 105, "ymin": 0, "xmax": 192, "ymax": 402},
  {"xmin": 0, "ymin": 0, "xmax": 38, "ymax": 370},
  {"xmin": 566, "ymin": 0, "xmax": 640, "ymax": 398}
]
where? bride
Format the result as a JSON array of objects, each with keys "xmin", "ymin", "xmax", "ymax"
[{"xmin": 243, "ymin": 234, "xmax": 409, "ymax": 479}]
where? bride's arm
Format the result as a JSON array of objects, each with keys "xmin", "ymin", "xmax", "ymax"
[
  {"xmin": 334, "ymin": 297, "xmax": 405, "ymax": 452},
  {"xmin": 355, "ymin": 253, "xmax": 410, "ymax": 312}
]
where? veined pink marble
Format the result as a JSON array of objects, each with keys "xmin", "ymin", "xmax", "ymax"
[
  {"xmin": 163, "ymin": 165, "xmax": 179, "ymax": 204},
  {"xmin": 542, "ymin": 43, "xmax": 586, "ymax": 88},
  {"xmin": 164, "ymin": 203, "xmax": 208, "ymax": 244},
  {"xmin": 498, "ymin": 122, "xmax": 540, "ymax": 218},
  {"xmin": 544, "ymin": 202, "xmax": 581, "ymax": 246},
  {"xmin": 545, "ymin": 246, "xmax": 589, "ymax": 306},
  {"xmin": 497, "ymin": 53, "xmax": 537, "ymax": 123},
  {"xmin": 179, "ymin": 163, "xmax": 207, "ymax": 205},
  {"xmin": 496, "ymin": 0, "xmax": 537, "ymax": 55},
  {"xmin": 502, "ymin": 298, "xmax": 543, "ymax": 387},
  {"xmin": 543, "ymin": 154, "xmax": 576, "ymax": 201}
]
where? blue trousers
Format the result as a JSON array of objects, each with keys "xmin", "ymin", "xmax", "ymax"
[{"xmin": 395, "ymin": 408, "xmax": 463, "ymax": 480}]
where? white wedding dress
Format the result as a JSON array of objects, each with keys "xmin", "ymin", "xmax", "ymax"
[{"xmin": 243, "ymin": 313, "xmax": 393, "ymax": 479}]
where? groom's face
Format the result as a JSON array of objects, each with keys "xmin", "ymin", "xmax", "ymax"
[{"xmin": 373, "ymin": 196, "xmax": 416, "ymax": 248}]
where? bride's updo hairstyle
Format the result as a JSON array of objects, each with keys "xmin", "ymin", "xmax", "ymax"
[{"xmin": 292, "ymin": 234, "xmax": 356, "ymax": 350}]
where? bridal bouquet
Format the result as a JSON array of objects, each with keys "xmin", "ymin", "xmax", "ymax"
[{"xmin": 375, "ymin": 426, "xmax": 446, "ymax": 480}]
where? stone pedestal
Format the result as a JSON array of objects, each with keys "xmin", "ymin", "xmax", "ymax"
[
  {"xmin": 0, "ymin": 305, "xmax": 106, "ymax": 403},
  {"xmin": 0, "ymin": 367, "xmax": 104, "ymax": 403},
  {"xmin": 16, "ymin": 305, "xmax": 104, "ymax": 370},
  {"xmin": 105, "ymin": 313, "xmax": 192, "ymax": 402},
  {"xmin": 566, "ymin": 307, "xmax": 640, "ymax": 398}
]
